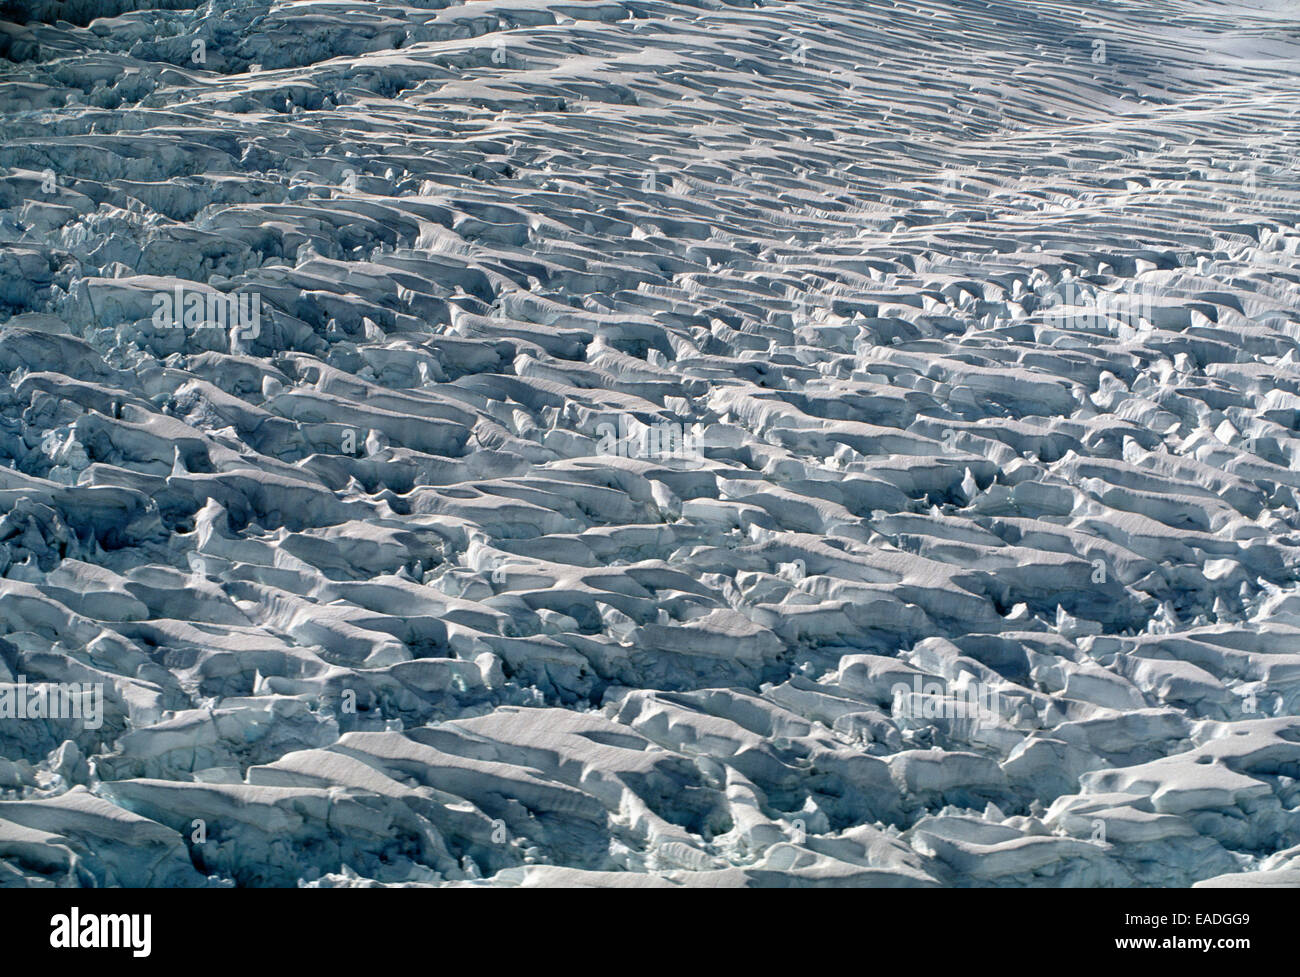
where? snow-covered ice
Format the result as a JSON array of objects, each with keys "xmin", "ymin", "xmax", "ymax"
[{"xmin": 2, "ymin": 0, "xmax": 1300, "ymax": 887}]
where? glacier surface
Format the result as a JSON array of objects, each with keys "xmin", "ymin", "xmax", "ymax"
[{"xmin": 2, "ymin": 0, "xmax": 1300, "ymax": 887}]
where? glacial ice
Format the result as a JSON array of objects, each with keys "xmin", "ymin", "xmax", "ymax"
[{"xmin": 2, "ymin": 0, "xmax": 1300, "ymax": 887}]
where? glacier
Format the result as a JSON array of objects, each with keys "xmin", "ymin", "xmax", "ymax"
[{"xmin": 1, "ymin": 0, "xmax": 1300, "ymax": 887}]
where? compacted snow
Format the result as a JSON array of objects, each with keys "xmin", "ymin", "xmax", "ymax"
[{"xmin": 2, "ymin": 0, "xmax": 1300, "ymax": 887}]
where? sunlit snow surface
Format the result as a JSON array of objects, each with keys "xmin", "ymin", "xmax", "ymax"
[{"xmin": 3, "ymin": 0, "xmax": 1300, "ymax": 887}]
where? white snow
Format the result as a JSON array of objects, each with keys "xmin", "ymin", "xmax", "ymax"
[{"xmin": 2, "ymin": 0, "xmax": 1300, "ymax": 886}]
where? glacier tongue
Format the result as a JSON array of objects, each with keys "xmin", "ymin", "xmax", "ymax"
[{"xmin": 3, "ymin": 0, "xmax": 1300, "ymax": 887}]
